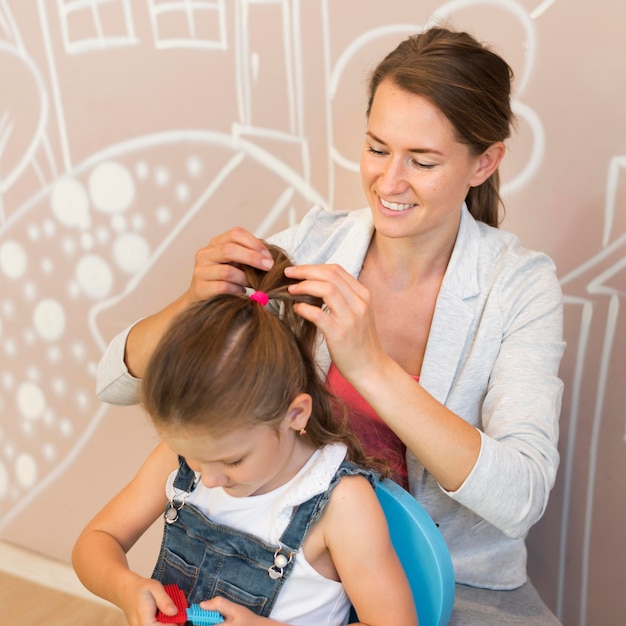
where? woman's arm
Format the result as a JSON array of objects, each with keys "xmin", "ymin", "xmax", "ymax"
[
  {"xmin": 285, "ymin": 258, "xmax": 564, "ymax": 536},
  {"xmin": 446, "ymin": 256, "xmax": 564, "ymax": 537},
  {"xmin": 285, "ymin": 263, "xmax": 481, "ymax": 492},
  {"xmin": 72, "ymin": 442, "xmax": 180, "ymax": 625}
]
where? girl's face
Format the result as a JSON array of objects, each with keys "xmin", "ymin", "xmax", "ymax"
[
  {"xmin": 360, "ymin": 79, "xmax": 499, "ymax": 246},
  {"xmin": 161, "ymin": 395, "xmax": 312, "ymax": 498}
]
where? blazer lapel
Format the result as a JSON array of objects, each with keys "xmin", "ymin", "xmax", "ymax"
[{"xmin": 420, "ymin": 207, "xmax": 481, "ymax": 405}]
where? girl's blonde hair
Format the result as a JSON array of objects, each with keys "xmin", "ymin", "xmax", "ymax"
[{"xmin": 142, "ymin": 244, "xmax": 385, "ymax": 473}]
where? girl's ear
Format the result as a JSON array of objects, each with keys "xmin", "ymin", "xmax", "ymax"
[
  {"xmin": 469, "ymin": 141, "xmax": 506, "ymax": 187},
  {"xmin": 286, "ymin": 393, "xmax": 312, "ymax": 432}
]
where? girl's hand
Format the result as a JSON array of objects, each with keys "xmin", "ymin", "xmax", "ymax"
[
  {"xmin": 197, "ymin": 596, "xmax": 269, "ymax": 625},
  {"xmin": 118, "ymin": 577, "xmax": 179, "ymax": 626},
  {"xmin": 285, "ymin": 263, "xmax": 386, "ymax": 383},
  {"xmin": 184, "ymin": 227, "xmax": 274, "ymax": 305}
]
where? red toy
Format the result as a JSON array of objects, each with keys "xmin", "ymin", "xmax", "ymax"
[
  {"xmin": 156, "ymin": 584, "xmax": 189, "ymax": 624},
  {"xmin": 156, "ymin": 584, "xmax": 225, "ymax": 624}
]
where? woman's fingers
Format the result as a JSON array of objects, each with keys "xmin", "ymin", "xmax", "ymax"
[
  {"xmin": 285, "ymin": 263, "xmax": 370, "ymax": 315},
  {"xmin": 285, "ymin": 264, "xmax": 383, "ymax": 379},
  {"xmin": 187, "ymin": 228, "xmax": 274, "ymax": 301},
  {"xmin": 201, "ymin": 227, "xmax": 274, "ymax": 268}
]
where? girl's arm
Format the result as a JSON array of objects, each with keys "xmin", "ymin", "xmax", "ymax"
[
  {"xmin": 72, "ymin": 442, "xmax": 180, "ymax": 626},
  {"xmin": 325, "ymin": 475, "xmax": 418, "ymax": 626}
]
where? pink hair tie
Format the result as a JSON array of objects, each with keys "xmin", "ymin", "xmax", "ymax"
[{"xmin": 249, "ymin": 290, "xmax": 269, "ymax": 306}]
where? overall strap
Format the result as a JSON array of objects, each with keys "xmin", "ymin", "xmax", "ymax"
[
  {"xmin": 278, "ymin": 461, "xmax": 378, "ymax": 551},
  {"xmin": 172, "ymin": 456, "xmax": 197, "ymax": 493}
]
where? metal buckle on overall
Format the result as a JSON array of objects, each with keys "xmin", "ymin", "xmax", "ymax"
[
  {"xmin": 164, "ymin": 494, "xmax": 187, "ymax": 524},
  {"xmin": 268, "ymin": 544, "xmax": 295, "ymax": 579}
]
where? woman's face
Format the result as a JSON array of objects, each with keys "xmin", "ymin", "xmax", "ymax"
[{"xmin": 360, "ymin": 79, "xmax": 489, "ymax": 246}]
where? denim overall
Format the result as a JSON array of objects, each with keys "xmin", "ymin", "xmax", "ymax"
[{"xmin": 152, "ymin": 455, "xmax": 376, "ymax": 617}]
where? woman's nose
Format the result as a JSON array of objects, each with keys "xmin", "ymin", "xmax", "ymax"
[{"xmin": 378, "ymin": 158, "xmax": 408, "ymax": 194}]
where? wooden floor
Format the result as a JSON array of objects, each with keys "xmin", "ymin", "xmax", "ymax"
[{"xmin": 0, "ymin": 571, "xmax": 128, "ymax": 625}]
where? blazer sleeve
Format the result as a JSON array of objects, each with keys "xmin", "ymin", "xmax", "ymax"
[
  {"xmin": 444, "ymin": 250, "xmax": 565, "ymax": 539},
  {"xmin": 95, "ymin": 322, "xmax": 143, "ymax": 405}
]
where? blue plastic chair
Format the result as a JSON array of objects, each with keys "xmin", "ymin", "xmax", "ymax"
[{"xmin": 374, "ymin": 478, "xmax": 455, "ymax": 626}]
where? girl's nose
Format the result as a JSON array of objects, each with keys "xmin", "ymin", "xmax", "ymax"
[{"xmin": 200, "ymin": 466, "xmax": 228, "ymax": 488}]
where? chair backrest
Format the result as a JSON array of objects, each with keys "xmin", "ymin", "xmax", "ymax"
[{"xmin": 375, "ymin": 478, "xmax": 455, "ymax": 626}]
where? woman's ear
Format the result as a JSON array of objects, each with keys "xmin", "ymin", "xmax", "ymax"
[
  {"xmin": 469, "ymin": 141, "xmax": 506, "ymax": 187},
  {"xmin": 286, "ymin": 393, "xmax": 312, "ymax": 432}
]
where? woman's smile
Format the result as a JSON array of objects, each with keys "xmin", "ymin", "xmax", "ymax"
[{"xmin": 378, "ymin": 195, "xmax": 418, "ymax": 213}]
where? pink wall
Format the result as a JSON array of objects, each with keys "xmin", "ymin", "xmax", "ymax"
[{"xmin": 1, "ymin": 2, "xmax": 624, "ymax": 624}]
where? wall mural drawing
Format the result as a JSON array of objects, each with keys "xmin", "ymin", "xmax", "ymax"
[
  {"xmin": 558, "ymin": 152, "xmax": 626, "ymax": 622},
  {"xmin": 0, "ymin": 1, "xmax": 624, "ymax": 624}
]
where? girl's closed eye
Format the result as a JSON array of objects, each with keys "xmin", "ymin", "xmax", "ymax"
[{"xmin": 225, "ymin": 458, "xmax": 244, "ymax": 467}]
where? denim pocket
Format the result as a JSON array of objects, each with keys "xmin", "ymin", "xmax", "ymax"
[
  {"xmin": 154, "ymin": 545, "xmax": 199, "ymax": 595},
  {"xmin": 214, "ymin": 578, "xmax": 268, "ymax": 614}
]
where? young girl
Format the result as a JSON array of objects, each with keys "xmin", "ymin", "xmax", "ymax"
[{"xmin": 72, "ymin": 245, "xmax": 417, "ymax": 626}]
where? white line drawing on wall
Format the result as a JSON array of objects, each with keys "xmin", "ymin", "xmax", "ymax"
[
  {"xmin": 0, "ymin": 40, "xmax": 49, "ymax": 201},
  {"xmin": 2, "ymin": 0, "xmax": 333, "ymax": 533},
  {"xmin": 603, "ymin": 156, "xmax": 626, "ymax": 248},
  {"xmin": 234, "ymin": 0, "xmax": 305, "ymax": 152},
  {"xmin": 530, "ymin": 0, "xmax": 557, "ymax": 20},
  {"xmin": 147, "ymin": 0, "xmax": 227, "ymax": 50},
  {"xmin": 56, "ymin": 0, "xmax": 138, "ymax": 54},
  {"xmin": 558, "ymin": 154, "xmax": 626, "ymax": 624}
]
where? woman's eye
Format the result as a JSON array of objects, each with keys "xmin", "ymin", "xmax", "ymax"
[
  {"xmin": 413, "ymin": 160, "xmax": 436, "ymax": 169},
  {"xmin": 367, "ymin": 146, "xmax": 386, "ymax": 156},
  {"xmin": 226, "ymin": 459, "xmax": 243, "ymax": 467}
]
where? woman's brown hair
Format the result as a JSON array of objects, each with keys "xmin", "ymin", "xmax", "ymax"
[
  {"xmin": 142, "ymin": 244, "xmax": 383, "ymax": 472},
  {"xmin": 367, "ymin": 27, "xmax": 514, "ymax": 227}
]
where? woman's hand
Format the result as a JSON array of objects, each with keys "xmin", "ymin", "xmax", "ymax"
[
  {"xmin": 125, "ymin": 227, "xmax": 273, "ymax": 378},
  {"xmin": 184, "ymin": 227, "xmax": 274, "ymax": 305},
  {"xmin": 284, "ymin": 263, "xmax": 386, "ymax": 383}
]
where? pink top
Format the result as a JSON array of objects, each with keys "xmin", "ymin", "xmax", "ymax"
[{"xmin": 326, "ymin": 364, "xmax": 418, "ymax": 490}]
